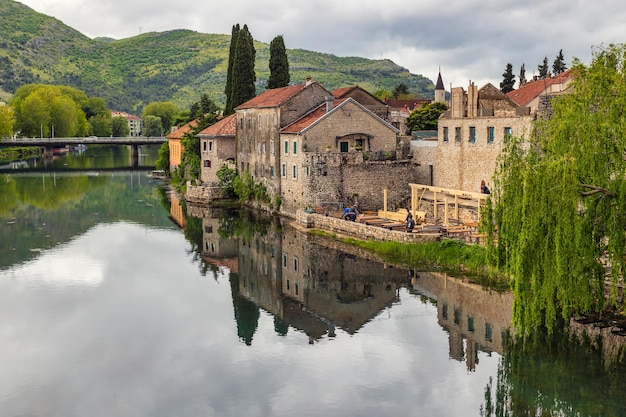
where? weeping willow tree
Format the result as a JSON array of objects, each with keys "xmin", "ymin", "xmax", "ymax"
[{"xmin": 487, "ymin": 44, "xmax": 626, "ymax": 334}]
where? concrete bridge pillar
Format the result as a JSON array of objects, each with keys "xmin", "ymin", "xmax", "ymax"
[{"xmin": 42, "ymin": 145, "xmax": 54, "ymax": 158}]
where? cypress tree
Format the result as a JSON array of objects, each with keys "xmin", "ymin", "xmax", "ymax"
[
  {"xmin": 552, "ymin": 49, "xmax": 567, "ymax": 75},
  {"xmin": 538, "ymin": 56, "xmax": 549, "ymax": 78},
  {"xmin": 224, "ymin": 24, "xmax": 240, "ymax": 115},
  {"xmin": 230, "ymin": 24, "xmax": 256, "ymax": 110},
  {"xmin": 267, "ymin": 35, "xmax": 290, "ymax": 89},
  {"xmin": 519, "ymin": 63, "xmax": 526, "ymax": 86},
  {"xmin": 500, "ymin": 63, "xmax": 515, "ymax": 93}
]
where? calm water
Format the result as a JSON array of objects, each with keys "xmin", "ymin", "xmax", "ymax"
[{"xmin": 0, "ymin": 149, "xmax": 625, "ymax": 417}]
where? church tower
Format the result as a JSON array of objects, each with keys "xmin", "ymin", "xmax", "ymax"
[{"xmin": 434, "ymin": 70, "xmax": 445, "ymax": 103}]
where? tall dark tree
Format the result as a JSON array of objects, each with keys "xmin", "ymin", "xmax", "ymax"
[
  {"xmin": 229, "ymin": 24, "xmax": 256, "ymax": 112},
  {"xmin": 267, "ymin": 35, "xmax": 290, "ymax": 89},
  {"xmin": 519, "ymin": 63, "xmax": 526, "ymax": 86},
  {"xmin": 538, "ymin": 56, "xmax": 549, "ymax": 78},
  {"xmin": 552, "ymin": 49, "xmax": 567, "ymax": 74},
  {"xmin": 224, "ymin": 24, "xmax": 240, "ymax": 115},
  {"xmin": 500, "ymin": 63, "xmax": 515, "ymax": 93},
  {"xmin": 392, "ymin": 83, "xmax": 409, "ymax": 99}
]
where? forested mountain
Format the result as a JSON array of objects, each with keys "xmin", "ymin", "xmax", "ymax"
[{"xmin": 0, "ymin": 0, "xmax": 434, "ymax": 113}]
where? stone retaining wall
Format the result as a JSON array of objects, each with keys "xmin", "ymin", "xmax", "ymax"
[
  {"xmin": 295, "ymin": 210, "xmax": 441, "ymax": 243},
  {"xmin": 185, "ymin": 182, "xmax": 228, "ymax": 204}
]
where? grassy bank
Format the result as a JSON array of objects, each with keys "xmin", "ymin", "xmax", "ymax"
[
  {"xmin": 308, "ymin": 229, "xmax": 510, "ymax": 290},
  {"xmin": 0, "ymin": 146, "xmax": 41, "ymax": 164}
]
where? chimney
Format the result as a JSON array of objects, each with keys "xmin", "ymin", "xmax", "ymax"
[
  {"xmin": 305, "ymin": 77, "xmax": 313, "ymax": 86},
  {"xmin": 325, "ymin": 96, "xmax": 334, "ymax": 112}
]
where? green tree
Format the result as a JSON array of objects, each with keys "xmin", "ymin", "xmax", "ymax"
[
  {"xmin": 519, "ymin": 63, "xmax": 526, "ymax": 86},
  {"xmin": 111, "ymin": 116, "xmax": 130, "ymax": 137},
  {"xmin": 155, "ymin": 141, "xmax": 170, "ymax": 172},
  {"xmin": 538, "ymin": 56, "xmax": 549, "ymax": 78},
  {"xmin": 267, "ymin": 35, "xmax": 290, "ymax": 89},
  {"xmin": 224, "ymin": 24, "xmax": 241, "ymax": 116},
  {"xmin": 142, "ymin": 101, "xmax": 180, "ymax": 133},
  {"xmin": 0, "ymin": 105, "xmax": 15, "ymax": 138},
  {"xmin": 487, "ymin": 44, "xmax": 626, "ymax": 335},
  {"xmin": 500, "ymin": 63, "xmax": 515, "ymax": 93},
  {"xmin": 229, "ymin": 24, "xmax": 256, "ymax": 111},
  {"xmin": 373, "ymin": 89, "xmax": 394, "ymax": 101},
  {"xmin": 90, "ymin": 113, "xmax": 113, "ymax": 137},
  {"xmin": 216, "ymin": 164, "xmax": 237, "ymax": 198},
  {"xmin": 405, "ymin": 101, "xmax": 448, "ymax": 132},
  {"xmin": 392, "ymin": 83, "xmax": 409, "ymax": 99},
  {"xmin": 552, "ymin": 49, "xmax": 567, "ymax": 74},
  {"xmin": 143, "ymin": 115, "xmax": 163, "ymax": 136}
]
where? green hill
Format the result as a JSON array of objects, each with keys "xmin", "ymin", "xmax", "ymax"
[{"xmin": 0, "ymin": 0, "xmax": 434, "ymax": 113}]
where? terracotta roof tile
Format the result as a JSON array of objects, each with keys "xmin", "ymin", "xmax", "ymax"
[
  {"xmin": 197, "ymin": 114, "xmax": 237, "ymax": 136},
  {"xmin": 236, "ymin": 83, "xmax": 309, "ymax": 109},
  {"xmin": 332, "ymin": 86, "xmax": 356, "ymax": 98},
  {"xmin": 281, "ymin": 99, "xmax": 349, "ymax": 133},
  {"xmin": 507, "ymin": 69, "xmax": 573, "ymax": 106},
  {"xmin": 166, "ymin": 120, "xmax": 198, "ymax": 139}
]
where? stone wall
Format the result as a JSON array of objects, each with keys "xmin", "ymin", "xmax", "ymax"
[
  {"xmin": 185, "ymin": 182, "xmax": 229, "ymax": 204},
  {"xmin": 295, "ymin": 210, "xmax": 440, "ymax": 243}
]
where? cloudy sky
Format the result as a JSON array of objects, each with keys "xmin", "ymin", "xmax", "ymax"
[{"xmin": 17, "ymin": 0, "xmax": 626, "ymax": 89}]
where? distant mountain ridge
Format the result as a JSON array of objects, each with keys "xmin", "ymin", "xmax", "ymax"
[{"xmin": 0, "ymin": 0, "xmax": 435, "ymax": 113}]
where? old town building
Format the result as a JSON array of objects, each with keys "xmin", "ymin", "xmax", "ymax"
[{"xmin": 196, "ymin": 114, "xmax": 237, "ymax": 185}]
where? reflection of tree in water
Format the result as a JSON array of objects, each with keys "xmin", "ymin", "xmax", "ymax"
[
  {"xmin": 274, "ymin": 316, "xmax": 289, "ymax": 336},
  {"xmin": 229, "ymin": 272, "xmax": 259, "ymax": 346},
  {"xmin": 480, "ymin": 329, "xmax": 626, "ymax": 417},
  {"xmin": 0, "ymin": 175, "xmax": 17, "ymax": 216}
]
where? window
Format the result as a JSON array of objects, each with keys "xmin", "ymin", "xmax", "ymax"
[
  {"xmin": 340, "ymin": 141, "xmax": 349, "ymax": 153},
  {"xmin": 355, "ymin": 138, "xmax": 364, "ymax": 149},
  {"xmin": 469, "ymin": 126, "xmax": 476, "ymax": 143},
  {"xmin": 203, "ymin": 141, "xmax": 207, "ymax": 151},
  {"xmin": 455, "ymin": 127, "xmax": 461, "ymax": 142},
  {"xmin": 266, "ymin": 114, "xmax": 270, "ymax": 127},
  {"xmin": 262, "ymin": 143, "xmax": 266, "ymax": 155},
  {"xmin": 258, "ymin": 114, "xmax": 262, "ymax": 128},
  {"xmin": 257, "ymin": 142, "xmax": 261, "ymax": 154},
  {"xmin": 292, "ymin": 165, "xmax": 297, "ymax": 179},
  {"xmin": 485, "ymin": 323, "xmax": 493, "ymax": 341},
  {"xmin": 273, "ymin": 113, "xmax": 278, "ymax": 126},
  {"xmin": 281, "ymin": 163, "xmax": 286, "ymax": 177},
  {"xmin": 504, "ymin": 127, "xmax": 512, "ymax": 141},
  {"xmin": 270, "ymin": 166, "xmax": 275, "ymax": 177},
  {"xmin": 270, "ymin": 141, "xmax": 275, "ymax": 155},
  {"xmin": 203, "ymin": 160, "xmax": 211, "ymax": 167},
  {"xmin": 247, "ymin": 117, "xmax": 251, "ymax": 129},
  {"xmin": 209, "ymin": 141, "xmax": 213, "ymax": 151},
  {"xmin": 293, "ymin": 141, "xmax": 297, "ymax": 155},
  {"xmin": 283, "ymin": 255, "xmax": 287, "ymax": 267},
  {"xmin": 487, "ymin": 126, "xmax": 495, "ymax": 143},
  {"xmin": 294, "ymin": 257, "xmax": 299, "ymax": 272},
  {"xmin": 240, "ymin": 118, "xmax": 243, "ymax": 129},
  {"xmin": 468, "ymin": 316, "xmax": 475, "ymax": 332},
  {"xmin": 306, "ymin": 166, "xmax": 310, "ymax": 176},
  {"xmin": 284, "ymin": 141, "xmax": 289, "ymax": 155},
  {"xmin": 443, "ymin": 127, "xmax": 449, "ymax": 142}
]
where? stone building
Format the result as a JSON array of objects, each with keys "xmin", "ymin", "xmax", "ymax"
[
  {"xmin": 196, "ymin": 114, "xmax": 237, "ymax": 185},
  {"xmin": 506, "ymin": 68, "xmax": 573, "ymax": 111},
  {"xmin": 111, "ymin": 111, "xmax": 142, "ymax": 137},
  {"xmin": 235, "ymin": 79, "xmax": 419, "ymax": 216},
  {"xmin": 166, "ymin": 120, "xmax": 197, "ymax": 170},
  {"xmin": 426, "ymin": 82, "xmax": 533, "ymax": 192}
]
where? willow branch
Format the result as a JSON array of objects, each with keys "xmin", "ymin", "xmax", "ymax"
[{"xmin": 580, "ymin": 184, "xmax": 616, "ymax": 197}]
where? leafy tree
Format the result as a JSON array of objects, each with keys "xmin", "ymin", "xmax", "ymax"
[
  {"xmin": 552, "ymin": 49, "xmax": 567, "ymax": 74},
  {"xmin": 538, "ymin": 56, "xmax": 549, "ymax": 78},
  {"xmin": 487, "ymin": 44, "xmax": 626, "ymax": 335},
  {"xmin": 229, "ymin": 24, "xmax": 256, "ymax": 111},
  {"xmin": 405, "ymin": 101, "xmax": 448, "ymax": 132},
  {"xmin": 216, "ymin": 164, "xmax": 237, "ymax": 198},
  {"xmin": 373, "ymin": 89, "xmax": 394, "ymax": 101},
  {"xmin": 155, "ymin": 141, "xmax": 170, "ymax": 173},
  {"xmin": 519, "ymin": 63, "xmax": 526, "ymax": 86},
  {"xmin": 90, "ymin": 113, "xmax": 113, "ymax": 137},
  {"xmin": 392, "ymin": 83, "xmax": 409, "ymax": 99},
  {"xmin": 500, "ymin": 63, "xmax": 515, "ymax": 93},
  {"xmin": 0, "ymin": 105, "xmax": 15, "ymax": 138},
  {"xmin": 267, "ymin": 35, "xmax": 290, "ymax": 89},
  {"xmin": 142, "ymin": 101, "xmax": 180, "ymax": 133},
  {"xmin": 10, "ymin": 84, "xmax": 90, "ymax": 137},
  {"xmin": 111, "ymin": 116, "xmax": 130, "ymax": 137},
  {"xmin": 143, "ymin": 115, "xmax": 163, "ymax": 136},
  {"xmin": 224, "ymin": 24, "xmax": 241, "ymax": 116}
]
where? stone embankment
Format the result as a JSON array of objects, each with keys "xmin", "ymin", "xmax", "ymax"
[
  {"xmin": 185, "ymin": 182, "xmax": 228, "ymax": 204},
  {"xmin": 295, "ymin": 210, "xmax": 441, "ymax": 243}
]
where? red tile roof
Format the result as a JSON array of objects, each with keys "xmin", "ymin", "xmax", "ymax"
[
  {"xmin": 236, "ymin": 83, "xmax": 309, "ymax": 109},
  {"xmin": 197, "ymin": 114, "xmax": 236, "ymax": 137},
  {"xmin": 166, "ymin": 120, "xmax": 197, "ymax": 139},
  {"xmin": 332, "ymin": 86, "xmax": 356, "ymax": 98},
  {"xmin": 281, "ymin": 99, "xmax": 349, "ymax": 133},
  {"xmin": 506, "ymin": 69, "xmax": 573, "ymax": 107}
]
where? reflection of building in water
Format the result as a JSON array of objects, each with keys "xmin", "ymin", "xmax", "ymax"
[
  {"xmin": 202, "ymin": 217, "xmax": 238, "ymax": 273},
  {"xmin": 169, "ymin": 193, "xmax": 186, "ymax": 229},
  {"xmin": 411, "ymin": 271, "xmax": 513, "ymax": 371},
  {"xmin": 236, "ymin": 223, "xmax": 408, "ymax": 342}
]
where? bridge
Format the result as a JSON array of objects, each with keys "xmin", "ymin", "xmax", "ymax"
[{"xmin": 0, "ymin": 136, "xmax": 167, "ymax": 148}]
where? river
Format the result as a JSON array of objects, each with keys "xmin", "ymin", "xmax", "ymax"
[{"xmin": 0, "ymin": 146, "xmax": 624, "ymax": 416}]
